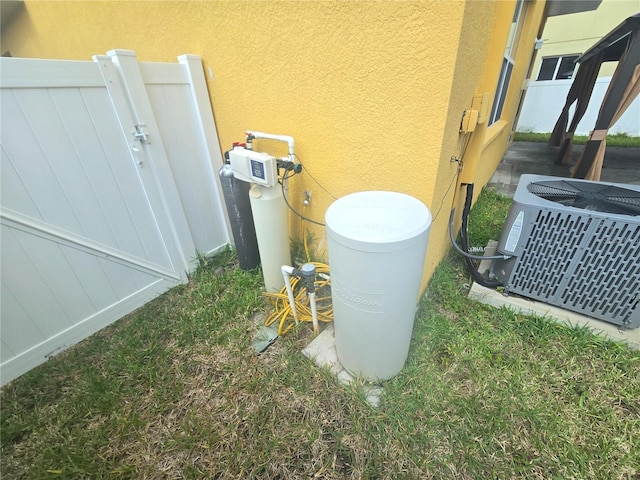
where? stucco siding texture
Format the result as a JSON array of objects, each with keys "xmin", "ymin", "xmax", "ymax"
[{"xmin": 2, "ymin": 0, "xmax": 529, "ymax": 288}]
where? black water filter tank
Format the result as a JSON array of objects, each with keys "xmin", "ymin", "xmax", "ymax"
[{"xmin": 219, "ymin": 147, "xmax": 260, "ymax": 270}]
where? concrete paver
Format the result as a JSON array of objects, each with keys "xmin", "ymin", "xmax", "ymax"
[{"xmin": 302, "ymin": 325, "xmax": 384, "ymax": 407}]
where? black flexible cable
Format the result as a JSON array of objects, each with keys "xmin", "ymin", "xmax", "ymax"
[
  {"xmin": 293, "ymin": 154, "xmax": 337, "ymax": 200},
  {"xmin": 459, "ymin": 183, "xmax": 501, "ymax": 288},
  {"xmin": 432, "ymin": 167, "xmax": 460, "ymax": 224},
  {"xmin": 280, "ymin": 166, "xmax": 326, "ymax": 226}
]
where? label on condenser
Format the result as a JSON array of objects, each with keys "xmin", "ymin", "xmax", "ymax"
[{"xmin": 504, "ymin": 211, "xmax": 524, "ymax": 253}]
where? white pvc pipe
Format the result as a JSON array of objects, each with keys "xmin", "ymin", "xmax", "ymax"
[
  {"xmin": 309, "ymin": 291, "xmax": 319, "ymax": 335},
  {"xmin": 246, "ymin": 130, "xmax": 295, "ymax": 161},
  {"xmin": 281, "ymin": 265, "xmax": 299, "ymax": 324}
]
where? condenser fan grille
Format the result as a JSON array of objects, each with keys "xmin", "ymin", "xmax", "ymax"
[
  {"xmin": 509, "ymin": 211, "xmax": 640, "ymax": 325},
  {"xmin": 528, "ymin": 180, "xmax": 640, "ymax": 215}
]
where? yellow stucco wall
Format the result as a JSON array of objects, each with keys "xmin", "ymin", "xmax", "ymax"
[
  {"xmin": 534, "ymin": 0, "xmax": 639, "ymax": 78},
  {"xmin": 473, "ymin": 0, "xmax": 547, "ymax": 190},
  {"xmin": 1, "ymin": 0, "xmax": 546, "ymax": 291}
]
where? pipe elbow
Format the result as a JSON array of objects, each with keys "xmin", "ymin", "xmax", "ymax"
[
  {"xmin": 281, "ymin": 265, "xmax": 296, "ymax": 276},
  {"xmin": 246, "ymin": 130, "xmax": 295, "ymax": 158}
]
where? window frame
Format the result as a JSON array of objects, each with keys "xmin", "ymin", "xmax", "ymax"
[
  {"xmin": 489, "ymin": 0, "xmax": 526, "ymax": 126},
  {"xmin": 536, "ymin": 54, "xmax": 581, "ymax": 81}
]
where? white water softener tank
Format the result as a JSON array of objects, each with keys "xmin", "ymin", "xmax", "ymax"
[
  {"xmin": 325, "ymin": 191, "xmax": 431, "ymax": 380},
  {"xmin": 249, "ymin": 184, "xmax": 291, "ymax": 293}
]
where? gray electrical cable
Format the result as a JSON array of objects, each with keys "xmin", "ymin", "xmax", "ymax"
[{"xmin": 448, "ymin": 210, "xmax": 513, "ymax": 260}]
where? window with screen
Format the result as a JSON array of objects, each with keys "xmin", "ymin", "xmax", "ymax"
[{"xmin": 536, "ymin": 55, "xmax": 580, "ymax": 81}]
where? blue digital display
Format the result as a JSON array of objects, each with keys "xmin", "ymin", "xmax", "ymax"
[{"xmin": 250, "ymin": 159, "xmax": 266, "ymax": 180}]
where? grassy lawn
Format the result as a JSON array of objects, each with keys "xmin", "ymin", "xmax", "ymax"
[
  {"xmin": 2, "ymin": 189, "xmax": 639, "ymax": 479},
  {"xmin": 514, "ymin": 131, "xmax": 640, "ymax": 148}
]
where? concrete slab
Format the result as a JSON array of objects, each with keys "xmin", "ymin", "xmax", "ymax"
[
  {"xmin": 471, "ymin": 241, "xmax": 639, "ymax": 349},
  {"xmin": 301, "ymin": 324, "xmax": 343, "ymax": 375},
  {"xmin": 302, "ymin": 324, "xmax": 384, "ymax": 407},
  {"xmin": 468, "ymin": 282, "xmax": 640, "ymax": 349}
]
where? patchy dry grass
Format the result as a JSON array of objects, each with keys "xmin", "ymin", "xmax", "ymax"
[{"xmin": 2, "ymin": 193, "xmax": 640, "ymax": 479}]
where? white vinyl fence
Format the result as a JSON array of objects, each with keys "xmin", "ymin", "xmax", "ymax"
[
  {"xmin": 517, "ymin": 77, "xmax": 640, "ymax": 135},
  {"xmin": 1, "ymin": 50, "xmax": 230, "ymax": 385}
]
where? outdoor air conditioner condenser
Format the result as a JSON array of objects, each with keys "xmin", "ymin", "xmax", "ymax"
[{"xmin": 490, "ymin": 174, "xmax": 640, "ymax": 329}]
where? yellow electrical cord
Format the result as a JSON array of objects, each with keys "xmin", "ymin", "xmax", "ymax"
[{"xmin": 263, "ymin": 221, "xmax": 334, "ymax": 335}]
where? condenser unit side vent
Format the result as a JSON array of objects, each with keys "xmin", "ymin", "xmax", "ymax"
[
  {"xmin": 492, "ymin": 174, "xmax": 640, "ymax": 328},
  {"xmin": 510, "ymin": 210, "xmax": 596, "ymax": 304}
]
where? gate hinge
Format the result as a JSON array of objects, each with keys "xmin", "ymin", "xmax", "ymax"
[{"xmin": 132, "ymin": 124, "xmax": 150, "ymax": 144}]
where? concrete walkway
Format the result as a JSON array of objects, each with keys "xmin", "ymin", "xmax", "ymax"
[{"xmin": 488, "ymin": 141, "xmax": 640, "ymax": 197}]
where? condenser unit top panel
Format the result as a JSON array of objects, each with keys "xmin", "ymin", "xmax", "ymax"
[{"xmin": 515, "ymin": 174, "xmax": 640, "ymax": 216}]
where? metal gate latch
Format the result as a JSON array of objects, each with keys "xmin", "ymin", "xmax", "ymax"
[{"xmin": 132, "ymin": 124, "xmax": 150, "ymax": 144}]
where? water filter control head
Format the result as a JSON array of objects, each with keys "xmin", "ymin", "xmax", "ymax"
[{"xmin": 228, "ymin": 147, "xmax": 277, "ymax": 187}]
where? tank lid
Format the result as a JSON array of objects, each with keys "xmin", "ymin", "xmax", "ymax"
[{"xmin": 325, "ymin": 191, "xmax": 431, "ymax": 246}]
